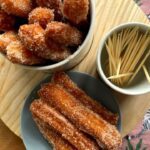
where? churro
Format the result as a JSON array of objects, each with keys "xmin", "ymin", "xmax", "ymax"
[
  {"xmin": 52, "ymin": 72, "xmax": 118, "ymax": 125},
  {"xmin": 39, "ymin": 84, "xmax": 122, "ymax": 150},
  {"xmin": 19, "ymin": 24, "xmax": 71, "ymax": 61},
  {"xmin": 62, "ymin": 0, "xmax": 89, "ymax": 25},
  {"xmin": 28, "ymin": 7, "xmax": 54, "ymax": 29},
  {"xmin": 45, "ymin": 22, "xmax": 83, "ymax": 46},
  {"xmin": 30, "ymin": 99, "xmax": 99, "ymax": 150},
  {"xmin": 33, "ymin": 115, "xmax": 76, "ymax": 150},
  {"xmin": 6, "ymin": 40, "xmax": 44, "ymax": 65},
  {"xmin": 0, "ymin": 0, "xmax": 32, "ymax": 17},
  {"xmin": 0, "ymin": 31, "xmax": 18, "ymax": 54}
]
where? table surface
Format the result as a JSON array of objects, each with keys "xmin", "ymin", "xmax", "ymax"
[{"xmin": 0, "ymin": 0, "xmax": 150, "ymax": 149}]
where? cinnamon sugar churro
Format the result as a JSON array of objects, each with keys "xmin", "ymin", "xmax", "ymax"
[
  {"xmin": 0, "ymin": 0, "xmax": 32, "ymax": 17},
  {"xmin": 28, "ymin": 7, "xmax": 54, "ymax": 29},
  {"xmin": 52, "ymin": 72, "xmax": 118, "ymax": 125},
  {"xmin": 30, "ymin": 99, "xmax": 99, "ymax": 150},
  {"xmin": 45, "ymin": 22, "xmax": 83, "ymax": 46},
  {"xmin": 39, "ymin": 84, "xmax": 122, "ymax": 150},
  {"xmin": 19, "ymin": 24, "xmax": 71, "ymax": 61},
  {"xmin": 6, "ymin": 40, "xmax": 44, "ymax": 65},
  {"xmin": 33, "ymin": 115, "xmax": 76, "ymax": 150},
  {"xmin": 62, "ymin": 0, "xmax": 89, "ymax": 25},
  {"xmin": 0, "ymin": 31, "xmax": 18, "ymax": 54},
  {"xmin": 36, "ymin": 0, "xmax": 63, "ymax": 21}
]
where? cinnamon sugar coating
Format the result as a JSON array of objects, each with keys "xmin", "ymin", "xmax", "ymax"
[
  {"xmin": 0, "ymin": 0, "xmax": 32, "ymax": 17},
  {"xmin": 33, "ymin": 115, "xmax": 76, "ymax": 150},
  {"xmin": 62, "ymin": 0, "xmax": 89, "ymax": 25},
  {"xmin": 30, "ymin": 99, "xmax": 99, "ymax": 150},
  {"xmin": 28, "ymin": 7, "xmax": 54, "ymax": 29},
  {"xmin": 6, "ymin": 40, "xmax": 44, "ymax": 65},
  {"xmin": 19, "ymin": 24, "xmax": 70, "ymax": 61},
  {"xmin": 39, "ymin": 83, "xmax": 122, "ymax": 150},
  {"xmin": 45, "ymin": 21, "xmax": 83, "ymax": 46},
  {"xmin": 52, "ymin": 72, "xmax": 119, "ymax": 125},
  {"xmin": 0, "ymin": 31, "xmax": 18, "ymax": 53}
]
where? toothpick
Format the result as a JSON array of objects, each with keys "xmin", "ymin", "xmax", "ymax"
[{"xmin": 143, "ymin": 65, "xmax": 150, "ymax": 83}]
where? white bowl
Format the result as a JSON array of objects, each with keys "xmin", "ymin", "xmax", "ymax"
[
  {"xmin": 97, "ymin": 22, "xmax": 150, "ymax": 95},
  {"xmin": 17, "ymin": 0, "xmax": 95, "ymax": 72}
]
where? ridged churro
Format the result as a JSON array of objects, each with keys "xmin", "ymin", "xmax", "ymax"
[
  {"xmin": 33, "ymin": 114, "xmax": 76, "ymax": 150},
  {"xmin": 30, "ymin": 99, "xmax": 99, "ymax": 150},
  {"xmin": 52, "ymin": 72, "xmax": 118, "ymax": 125},
  {"xmin": 39, "ymin": 84, "xmax": 122, "ymax": 150}
]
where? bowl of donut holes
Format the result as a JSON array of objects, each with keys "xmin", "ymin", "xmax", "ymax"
[{"xmin": 0, "ymin": 0, "xmax": 95, "ymax": 71}]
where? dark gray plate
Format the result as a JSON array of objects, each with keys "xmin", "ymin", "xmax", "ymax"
[{"xmin": 21, "ymin": 71, "xmax": 121, "ymax": 150}]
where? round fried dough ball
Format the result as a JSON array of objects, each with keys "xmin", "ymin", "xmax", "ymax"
[
  {"xmin": 0, "ymin": 31, "xmax": 18, "ymax": 53},
  {"xmin": 0, "ymin": 0, "xmax": 32, "ymax": 17},
  {"xmin": 19, "ymin": 23, "xmax": 71, "ymax": 61},
  {"xmin": 0, "ymin": 10, "xmax": 15, "ymax": 31},
  {"xmin": 28, "ymin": 7, "xmax": 54, "ymax": 29},
  {"xmin": 62, "ymin": 0, "xmax": 89, "ymax": 25},
  {"xmin": 7, "ymin": 40, "xmax": 45, "ymax": 65},
  {"xmin": 45, "ymin": 21, "xmax": 83, "ymax": 46},
  {"xmin": 18, "ymin": 23, "xmax": 47, "ymax": 52},
  {"xmin": 36, "ymin": 0, "xmax": 63, "ymax": 21}
]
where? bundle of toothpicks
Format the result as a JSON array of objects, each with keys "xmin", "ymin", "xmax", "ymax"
[{"xmin": 105, "ymin": 27, "xmax": 150, "ymax": 86}]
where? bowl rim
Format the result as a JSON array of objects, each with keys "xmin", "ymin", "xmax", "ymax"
[
  {"xmin": 16, "ymin": 0, "xmax": 95, "ymax": 71},
  {"xmin": 97, "ymin": 22, "xmax": 150, "ymax": 95}
]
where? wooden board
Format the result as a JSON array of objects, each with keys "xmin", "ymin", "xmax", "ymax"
[
  {"xmin": 0, "ymin": 119, "xmax": 25, "ymax": 150},
  {"xmin": 0, "ymin": 0, "xmax": 149, "ymax": 138}
]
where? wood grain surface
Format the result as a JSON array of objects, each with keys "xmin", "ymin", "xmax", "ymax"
[
  {"xmin": 0, "ymin": 0, "xmax": 150, "ymax": 149},
  {"xmin": 0, "ymin": 120, "xmax": 25, "ymax": 150}
]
